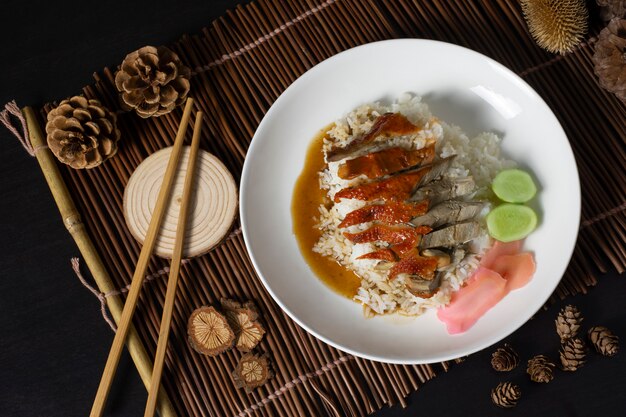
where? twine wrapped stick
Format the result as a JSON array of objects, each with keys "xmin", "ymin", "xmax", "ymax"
[{"xmin": 1, "ymin": 100, "xmax": 178, "ymax": 417}]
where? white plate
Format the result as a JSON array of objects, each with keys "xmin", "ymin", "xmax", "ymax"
[{"xmin": 240, "ymin": 39, "xmax": 580, "ymax": 364}]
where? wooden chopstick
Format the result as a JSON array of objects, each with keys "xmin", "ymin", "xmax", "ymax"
[
  {"xmin": 144, "ymin": 111, "xmax": 204, "ymax": 417},
  {"xmin": 90, "ymin": 98, "xmax": 195, "ymax": 417}
]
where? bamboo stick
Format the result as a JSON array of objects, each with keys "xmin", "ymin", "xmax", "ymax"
[
  {"xmin": 145, "ymin": 111, "xmax": 204, "ymax": 417},
  {"xmin": 22, "ymin": 106, "xmax": 177, "ymax": 417}
]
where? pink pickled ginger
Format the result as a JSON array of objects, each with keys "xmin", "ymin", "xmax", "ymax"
[
  {"xmin": 437, "ymin": 267, "xmax": 507, "ymax": 334},
  {"xmin": 490, "ymin": 253, "xmax": 536, "ymax": 291},
  {"xmin": 480, "ymin": 240, "xmax": 523, "ymax": 269}
]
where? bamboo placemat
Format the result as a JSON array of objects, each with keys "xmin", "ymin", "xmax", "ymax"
[{"xmin": 25, "ymin": 0, "xmax": 626, "ymax": 416}]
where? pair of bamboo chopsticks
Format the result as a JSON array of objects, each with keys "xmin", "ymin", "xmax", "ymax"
[{"xmin": 90, "ymin": 97, "xmax": 203, "ymax": 417}]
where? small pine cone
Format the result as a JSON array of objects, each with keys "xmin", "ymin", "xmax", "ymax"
[
  {"xmin": 588, "ymin": 326, "xmax": 619, "ymax": 356},
  {"xmin": 593, "ymin": 19, "xmax": 626, "ymax": 104},
  {"xmin": 556, "ymin": 305, "xmax": 583, "ymax": 341},
  {"xmin": 597, "ymin": 0, "xmax": 626, "ymax": 21},
  {"xmin": 115, "ymin": 45, "xmax": 191, "ymax": 118},
  {"xmin": 491, "ymin": 382, "xmax": 521, "ymax": 408},
  {"xmin": 491, "ymin": 344, "xmax": 519, "ymax": 372},
  {"xmin": 560, "ymin": 337, "xmax": 587, "ymax": 371},
  {"xmin": 45, "ymin": 96, "xmax": 120, "ymax": 169},
  {"xmin": 527, "ymin": 355, "xmax": 556, "ymax": 383}
]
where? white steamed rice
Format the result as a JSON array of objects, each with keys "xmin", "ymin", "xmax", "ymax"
[{"xmin": 313, "ymin": 93, "xmax": 515, "ymax": 317}]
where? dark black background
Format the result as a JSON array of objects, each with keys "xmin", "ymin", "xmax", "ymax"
[{"xmin": 1, "ymin": 1, "xmax": 625, "ymax": 416}]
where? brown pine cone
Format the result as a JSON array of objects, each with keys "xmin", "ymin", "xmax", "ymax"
[
  {"xmin": 491, "ymin": 344, "xmax": 519, "ymax": 372},
  {"xmin": 560, "ymin": 337, "xmax": 587, "ymax": 371},
  {"xmin": 597, "ymin": 0, "xmax": 626, "ymax": 20},
  {"xmin": 45, "ymin": 96, "xmax": 120, "ymax": 169},
  {"xmin": 527, "ymin": 355, "xmax": 556, "ymax": 383},
  {"xmin": 491, "ymin": 382, "xmax": 521, "ymax": 408},
  {"xmin": 115, "ymin": 45, "xmax": 191, "ymax": 118},
  {"xmin": 556, "ymin": 305, "xmax": 583, "ymax": 341},
  {"xmin": 588, "ymin": 326, "xmax": 619, "ymax": 356},
  {"xmin": 594, "ymin": 19, "xmax": 626, "ymax": 104}
]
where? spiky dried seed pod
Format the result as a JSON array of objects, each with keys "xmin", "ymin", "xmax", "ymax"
[
  {"xmin": 597, "ymin": 0, "xmax": 626, "ymax": 20},
  {"xmin": 556, "ymin": 305, "xmax": 583, "ymax": 341},
  {"xmin": 491, "ymin": 344, "xmax": 519, "ymax": 372},
  {"xmin": 520, "ymin": 0, "xmax": 588, "ymax": 54},
  {"xmin": 187, "ymin": 306, "xmax": 234, "ymax": 356},
  {"xmin": 527, "ymin": 355, "xmax": 556, "ymax": 383},
  {"xmin": 491, "ymin": 382, "xmax": 521, "ymax": 408},
  {"xmin": 560, "ymin": 337, "xmax": 587, "ymax": 371},
  {"xmin": 588, "ymin": 326, "xmax": 619, "ymax": 356},
  {"xmin": 593, "ymin": 19, "xmax": 626, "ymax": 104}
]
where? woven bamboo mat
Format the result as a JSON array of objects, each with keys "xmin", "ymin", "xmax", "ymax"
[{"xmin": 32, "ymin": 0, "xmax": 626, "ymax": 416}]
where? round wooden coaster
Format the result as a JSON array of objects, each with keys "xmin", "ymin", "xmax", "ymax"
[{"xmin": 124, "ymin": 146, "xmax": 238, "ymax": 258}]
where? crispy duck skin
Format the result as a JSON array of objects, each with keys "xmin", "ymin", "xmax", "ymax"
[
  {"xmin": 327, "ymin": 112, "xmax": 421, "ymax": 162},
  {"xmin": 357, "ymin": 249, "xmax": 399, "ymax": 262},
  {"xmin": 389, "ymin": 255, "xmax": 438, "ymax": 280},
  {"xmin": 337, "ymin": 144, "xmax": 435, "ymax": 180},
  {"xmin": 339, "ymin": 200, "xmax": 429, "ymax": 228},
  {"xmin": 345, "ymin": 225, "xmax": 431, "ymax": 258},
  {"xmin": 334, "ymin": 165, "xmax": 430, "ymax": 202}
]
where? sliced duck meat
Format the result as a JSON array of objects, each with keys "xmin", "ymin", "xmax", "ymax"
[
  {"xmin": 327, "ymin": 113, "xmax": 421, "ymax": 162},
  {"xmin": 410, "ymin": 176, "xmax": 475, "ymax": 204},
  {"xmin": 420, "ymin": 221, "xmax": 481, "ymax": 249},
  {"xmin": 337, "ymin": 144, "xmax": 435, "ymax": 180},
  {"xmin": 389, "ymin": 255, "xmax": 438, "ymax": 280},
  {"xmin": 357, "ymin": 248, "xmax": 398, "ymax": 262},
  {"xmin": 405, "ymin": 272, "xmax": 442, "ymax": 298},
  {"xmin": 339, "ymin": 200, "xmax": 429, "ymax": 228},
  {"xmin": 411, "ymin": 200, "xmax": 484, "ymax": 228},
  {"xmin": 345, "ymin": 224, "xmax": 431, "ymax": 257}
]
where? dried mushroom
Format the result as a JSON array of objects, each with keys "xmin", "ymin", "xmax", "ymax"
[
  {"xmin": 187, "ymin": 306, "xmax": 234, "ymax": 356},
  {"xmin": 232, "ymin": 353, "xmax": 272, "ymax": 392},
  {"xmin": 221, "ymin": 299, "xmax": 266, "ymax": 352}
]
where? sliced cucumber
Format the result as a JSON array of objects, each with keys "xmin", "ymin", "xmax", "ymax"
[
  {"xmin": 487, "ymin": 204, "xmax": 538, "ymax": 242},
  {"xmin": 492, "ymin": 169, "xmax": 537, "ymax": 203}
]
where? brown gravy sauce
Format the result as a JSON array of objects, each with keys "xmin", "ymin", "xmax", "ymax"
[{"xmin": 292, "ymin": 127, "xmax": 361, "ymax": 298}]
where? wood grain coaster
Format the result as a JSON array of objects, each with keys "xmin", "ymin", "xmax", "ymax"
[
  {"xmin": 123, "ymin": 146, "xmax": 238, "ymax": 259},
  {"xmin": 33, "ymin": 1, "xmax": 626, "ymax": 416}
]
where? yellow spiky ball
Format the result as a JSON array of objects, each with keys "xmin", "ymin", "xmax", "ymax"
[{"xmin": 520, "ymin": 0, "xmax": 588, "ymax": 54}]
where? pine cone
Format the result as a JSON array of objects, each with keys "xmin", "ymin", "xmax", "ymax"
[
  {"xmin": 588, "ymin": 326, "xmax": 619, "ymax": 356},
  {"xmin": 560, "ymin": 337, "xmax": 587, "ymax": 371},
  {"xmin": 593, "ymin": 19, "xmax": 626, "ymax": 103},
  {"xmin": 45, "ymin": 96, "xmax": 120, "ymax": 169},
  {"xmin": 556, "ymin": 305, "xmax": 583, "ymax": 341},
  {"xmin": 597, "ymin": 0, "xmax": 626, "ymax": 20},
  {"xmin": 115, "ymin": 45, "xmax": 191, "ymax": 118},
  {"xmin": 491, "ymin": 344, "xmax": 519, "ymax": 372},
  {"xmin": 527, "ymin": 355, "xmax": 556, "ymax": 383},
  {"xmin": 491, "ymin": 382, "xmax": 521, "ymax": 408}
]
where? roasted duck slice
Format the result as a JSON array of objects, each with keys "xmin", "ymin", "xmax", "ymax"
[
  {"xmin": 389, "ymin": 255, "xmax": 438, "ymax": 280},
  {"xmin": 411, "ymin": 200, "xmax": 484, "ymax": 228},
  {"xmin": 327, "ymin": 112, "xmax": 421, "ymax": 162},
  {"xmin": 334, "ymin": 156, "xmax": 455, "ymax": 203},
  {"xmin": 420, "ymin": 221, "xmax": 481, "ymax": 249},
  {"xmin": 337, "ymin": 144, "xmax": 435, "ymax": 180},
  {"xmin": 339, "ymin": 200, "xmax": 429, "ymax": 228},
  {"xmin": 410, "ymin": 176, "xmax": 475, "ymax": 204},
  {"xmin": 345, "ymin": 224, "xmax": 431, "ymax": 258},
  {"xmin": 358, "ymin": 248, "xmax": 398, "ymax": 262}
]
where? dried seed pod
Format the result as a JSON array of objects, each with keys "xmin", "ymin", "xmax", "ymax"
[
  {"xmin": 232, "ymin": 353, "xmax": 272, "ymax": 392},
  {"xmin": 593, "ymin": 19, "xmax": 626, "ymax": 104},
  {"xmin": 527, "ymin": 355, "xmax": 556, "ymax": 383},
  {"xmin": 187, "ymin": 306, "xmax": 234, "ymax": 356},
  {"xmin": 221, "ymin": 299, "xmax": 266, "ymax": 353},
  {"xmin": 560, "ymin": 337, "xmax": 587, "ymax": 371},
  {"xmin": 491, "ymin": 344, "xmax": 519, "ymax": 372},
  {"xmin": 520, "ymin": 0, "xmax": 588, "ymax": 54},
  {"xmin": 556, "ymin": 305, "xmax": 583, "ymax": 341},
  {"xmin": 491, "ymin": 382, "xmax": 521, "ymax": 408},
  {"xmin": 588, "ymin": 326, "xmax": 619, "ymax": 356}
]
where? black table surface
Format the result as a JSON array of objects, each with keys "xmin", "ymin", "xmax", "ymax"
[{"xmin": 1, "ymin": 1, "xmax": 625, "ymax": 416}]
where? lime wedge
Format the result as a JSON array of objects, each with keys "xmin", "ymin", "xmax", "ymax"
[
  {"xmin": 487, "ymin": 204, "xmax": 538, "ymax": 242},
  {"xmin": 492, "ymin": 169, "xmax": 537, "ymax": 203}
]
